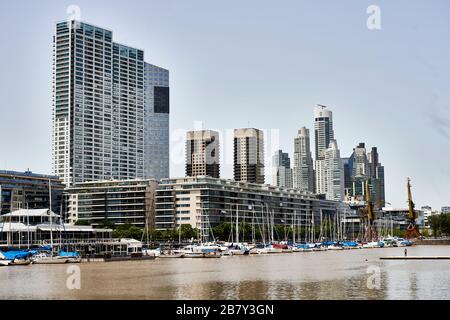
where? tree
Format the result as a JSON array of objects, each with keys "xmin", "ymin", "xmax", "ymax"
[
  {"xmin": 112, "ymin": 224, "xmax": 143, "ymax": 240},
  {"xmin": 429, "ymin": 214, "xmax": 450, "ymax": 237}
]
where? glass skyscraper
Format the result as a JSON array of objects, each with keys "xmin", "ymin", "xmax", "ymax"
[{"xmin": 52, "ymin": 20, "xmax": 169, "ymax": 186}]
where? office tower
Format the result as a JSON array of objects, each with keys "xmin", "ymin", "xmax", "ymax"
[
  {"xmin": 52, "ymin": 20, "xmax": 169, "ymax": 186},
  {"xmin": 144, "ymin": 63, "xmax": 170, "ymax": 180},
  {"xmin": 272, "ymin": 150, "xmax": 292, "ymax": 188},
  {"xmin": 233, "ymin": 128, "xmax": 265, "ymax": 184},
  {"xmin": 185, "ymin": 130, "xmax": 220, "ymax": 178},
  {"xmin": 367, "ymin": 147, "xmax": 385, "ymax": 207},
  {"xmin": 341, "ymin": 157, "xmax": 352, "ymax": 199},
  {"xmin": 314, "ymin": 105, "xmax": 334, "ymax": 195},
  {"xmin": 353, "ymin": 143, "xmax": 368, "ymax": 177},
  {"xmin": 314, "ymin": 105, "xmax": 334, "ymax": 160},
  {"xmin": 347, "ymin": 144, "xmax": 385, "ymax": 207},
  {"xmin": 292, "ymin": 127, "xmax": 314, "ymax": 192},
  {"xmin": 324, "ymin": 140, "xmax": 344, "ymax": 201}
]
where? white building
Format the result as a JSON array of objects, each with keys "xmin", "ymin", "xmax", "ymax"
[
  {"xmin": 52, "ymin": 21, "xmax": 169, "ymax": 186},
  {"xmin": 293, "ymin": 127, "xmax": 314, "ymax": 192},
  {"xmin": 325, "ymin": 140, "xmax": 344, "ymax": 201},
  {"xmin": 314, "ymin": 105, "xmax": 334, "ymax": 195}
]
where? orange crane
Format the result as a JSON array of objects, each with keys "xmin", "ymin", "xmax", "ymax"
[
  {"xmin": 359, "ymin": 180, "xmax": 378, "ymax": 241},
  {"xmin": 405, "ymin": 178, "xmax": 421, "ymax": 239}
]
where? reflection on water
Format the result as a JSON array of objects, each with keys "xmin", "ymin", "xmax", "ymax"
[{"xmin": 1, "ymin": 246, "xmax": 449, "ymax": 300}]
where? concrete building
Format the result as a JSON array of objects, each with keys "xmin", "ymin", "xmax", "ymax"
[
  {"xmin": 63, "ymin": 179, "xmax": 158, "ymax": 228},
  {"xmin": 292, "ymin": 127, "xmax": 314, "ymax": 192},
  {"xmin": 272, "ymin": 150, "xmax": 292, "ymax": 188},
  {"xmin": 234, "ymin": 128, "xmax": 265, "ymax": 184},
  {"xmin": 441, "ymin": 207, "xmax": 450, "ymax": 214},
  {"xmin": 421, "ymin": 205, "xmax": 440, "ymax": 228},
  {"xmin": 52, "ymin": 20, "xmax": 169, "ymax": 186},
  {"xmin": 324, "ymin": 140, "xmax": 344, "ymax": 201},
  {"xmin": 314, "ymin": 105, "xmax": 334, "ymax": 195},
  {"xmin": 154, "ymin": 177, "xmax": 348, "ymax": 242},
  {"xmin": 185, "ymin": 130, "xmax": 220, "ymax": 178},
  {"xmin": 0, "ymin": 170, "xmax": 64, "ymax": 215}
]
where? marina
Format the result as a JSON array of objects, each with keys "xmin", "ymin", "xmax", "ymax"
[{"xmin": 0, "ymin": 245, "xmax": 449, "ymax": 300}]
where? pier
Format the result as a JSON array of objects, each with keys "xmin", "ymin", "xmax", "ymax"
[{"xmin": 380, "ymin": 256, "xmax": 450, "ymax": 260}]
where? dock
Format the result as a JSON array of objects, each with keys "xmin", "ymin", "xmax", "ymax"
[{"xmin": 380, "ymin": 256, "xmax": 450, "ymax": 260}]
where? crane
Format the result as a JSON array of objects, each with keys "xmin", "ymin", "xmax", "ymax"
[{"xmin": 405, "ymin": 178, "xmax": 421, "ymax": 239}]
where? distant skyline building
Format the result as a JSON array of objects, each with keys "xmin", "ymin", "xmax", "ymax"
[
  {"xmin": 234, "ymin": 128, "xmax": 265, "ymax": 184},
  {"xmin": 272, "ymin": 150, "xmax": 292, "ymax": 188},
  {"xmin": 441, "ymin": 207, "xmax": 450, "ymax": 214},
  {"xmin": 52, "ymin": 20, "xmax": 169, "ymax": 186},
  {"xmin": 292, "ymin": 127, "xmax": 314, "ymax": 192},
  {"xmin": 314, "ymin": 105, "xmax": 334, "ymax": 195},
  {"xmin": 346, "ymin": 143, "xmax": 385, "ymax": 208},
  {"xmin": 324, "ymin": 140, "xmax": 344, "ymax": 201},
  {"xmin": 185, "ymin": 130, "xmax": 220, "ymax": 178}
]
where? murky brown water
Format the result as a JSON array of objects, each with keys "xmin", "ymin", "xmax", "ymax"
[{"xmin": 1, "ymin": 246, "xmax": 449, "ymax": 299}]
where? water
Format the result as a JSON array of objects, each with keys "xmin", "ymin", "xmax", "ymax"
[{"xmin": 1, "ymin": 246, "xmax": 449, "ymax": 300}]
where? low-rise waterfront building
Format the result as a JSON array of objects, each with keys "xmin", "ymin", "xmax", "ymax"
[
  {"xmin": 0, "ymin": 208, "xmax": 112, "ymax": 250},
  {"xmin": 63, "ymin": 179, "xmax": 158, "ymax": 228},
  {"xmin": 155, "ymin": 176, "xmax": 350, "ymax": 241},
  {"xmin": 0, "ymin": 170, "xmax": 64, "ymax": 215}
]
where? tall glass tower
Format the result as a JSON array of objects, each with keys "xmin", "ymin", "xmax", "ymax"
[{"xmin": 52, "ymin": 20, "xmax": 169, "ymax": 186}]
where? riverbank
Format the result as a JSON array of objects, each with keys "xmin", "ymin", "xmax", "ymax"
[{"xmin": 415, "ymin": 238, "xmax": 450, "ymax": 245}]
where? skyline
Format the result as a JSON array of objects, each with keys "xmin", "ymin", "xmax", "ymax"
[{"xmin": 0, "ymin": 0, "xmax": 449, "ymax": 210}]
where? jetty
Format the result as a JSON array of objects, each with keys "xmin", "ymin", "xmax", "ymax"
[{"xmin": 380, "ymin": 256, "xmax": 450, "ymax": 260}]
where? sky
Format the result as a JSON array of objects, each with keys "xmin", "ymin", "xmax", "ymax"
[{"xmin": 0, "ymin": 0, "xmax": 449, "ymax": 210}]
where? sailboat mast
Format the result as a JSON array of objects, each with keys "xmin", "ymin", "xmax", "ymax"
[
  {"xmin": 48, "ymin": 178, "xmax": 53, "ymax": 253},
  {"xmin": 235, "ymin": 203, "xmax": 239, "ymax": 244}
]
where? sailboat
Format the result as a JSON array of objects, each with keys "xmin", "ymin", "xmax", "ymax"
[
  {"xmin": 226, "ymin": 204, "xmax": 250, "ymax": 255},
  {"xmin": 32, "ymin": 180, "xmax": 76, "ymax": 264}
]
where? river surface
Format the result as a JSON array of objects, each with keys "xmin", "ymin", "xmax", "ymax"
[{"xmin": 1, "ymin": 245, "xmax": 449, "ymax": 300}]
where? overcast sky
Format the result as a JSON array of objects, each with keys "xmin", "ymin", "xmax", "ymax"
[{"xmin": 0, "ymin": 0, "xmax": 449, "ymax": 210}]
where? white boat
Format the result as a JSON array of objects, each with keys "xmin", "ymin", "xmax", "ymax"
[
  {"xmin": 227, "ymin": 243, "xmax": 250, "ymax": 255},
  {"xmin": 0, "ymin": 259, "xmax": 11, "ymax": 266},
  {"xmin": 0, "ymin": 252, "xmax": 11, "ymax": 266},
  {"xmin": 327, "ymin": 244, "xmax": 344, "ymax": 250},
  {"xmin": 143, "ymin": 248, "xmax": 160, "ymax": 257},
  {"xmin": 32, "ymin": 252, "xmax": 70, "ymax": 264},
  {"xmin": 362, "ymin": 242, "xmax": 381, "ymax": 249}
]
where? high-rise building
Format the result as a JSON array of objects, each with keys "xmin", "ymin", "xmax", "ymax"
[
  {"xmin": 234, "ymin": 128, "xmax": 265, "ymax": 184},
  {"xmin": 314, "ymin": 105, "xmax": 334, "ymax": 160},
  {"xmin": 272, "ymin": 150, "xmax": 292, "ymax": 188},
  {"xmin": 341, "ymin": 157, "xmax": 352, "ymax": 198},
  {"xmin": 314, "ymin": 105, "xmax": 334, "ymax": 195},
  {"xmin": 52, "ymin": 20, "xmax": 169, "ymax": 186},
  {"xmin": 347, "ymin": 143, "xmax": 385, "ymax": 207},
  {"xmin": 292, "ymin": 127, "xmax": 314, "ymax": 192},
  {"xmin": 144, "ymin": 63, "xmax": 170, "ymax": 180},
  {"xmin": 353, "ymin": 143, "xmax": 368, "ymax": 177},
  {"xmin": 185, "ymin": 130, "xmax": 220, "ymax": 178},
  {"xmin": 324, "ymin": 140, "xmax": 344, "ymax": 201}
]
